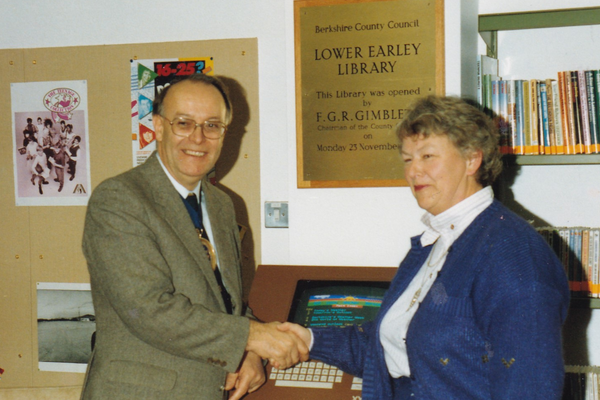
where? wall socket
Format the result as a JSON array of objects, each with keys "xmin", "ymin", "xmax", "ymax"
[{"xmin": 265, "ymin": 201, "xmax": 289, "ymax": 228}]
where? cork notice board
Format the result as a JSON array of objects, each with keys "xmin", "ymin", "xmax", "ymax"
[{"xmin": 0, "ymin": 38, "xmax": 259, "ymax": 389}]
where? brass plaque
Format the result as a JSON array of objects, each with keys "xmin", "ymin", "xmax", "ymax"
[{"xmin": 295, "ymin": 0, "xmax": 444, "ymax": 187}]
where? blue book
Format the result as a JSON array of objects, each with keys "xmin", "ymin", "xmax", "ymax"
[
  {"xmin": 514, "ymin": 80, "xmax": 525, "ymax": 153},
  {"xmin": 539, "ymin": 82, "xmax": 550, "ymax": 153}
]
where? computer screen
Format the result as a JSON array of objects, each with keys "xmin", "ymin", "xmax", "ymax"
[
  {"xmin": 288, "ymin": 280, "xmax": 389, "ymax": 328},
  {"xmin": 245, "ymin": 265, "xmax": 397, "ymax": 400}
]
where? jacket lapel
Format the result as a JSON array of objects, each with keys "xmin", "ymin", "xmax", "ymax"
[
  {"xmin": 202, "ymin": 178, "xmax": 242, "ymax": 307},
  {"xmin": 142, "ymin": 153, "xmax": 228, "ymax": 310}
]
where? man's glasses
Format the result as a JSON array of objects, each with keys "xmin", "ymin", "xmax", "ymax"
[{"xmin": 161, "ymin": 116, "xmax": 226, "ymax": 139}]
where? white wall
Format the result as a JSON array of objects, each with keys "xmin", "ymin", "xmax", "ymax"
[{"xmin": 2, "ymin": 0, "xmax": 599, "ymax": 365}]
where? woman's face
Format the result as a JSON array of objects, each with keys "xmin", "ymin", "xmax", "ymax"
[{"xmin": 401, "ymin": 133, "xmax": 482, "ymax": 216}]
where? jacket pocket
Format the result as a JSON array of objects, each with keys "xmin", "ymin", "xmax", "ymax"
[{"xmin": 107, "ymin": 359, "xmax": 177, "ymax": 391}]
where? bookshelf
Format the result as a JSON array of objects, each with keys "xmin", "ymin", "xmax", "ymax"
[
  {"xmin": 479, "ymin": 10, "xmax": 600, "ymax": 305},
  {"xmin": 480, "ymin": 8, "xmax": 600, "ymax": 166},
  {"xmin": 479, "ymin": 9, "xmax": 600, "ymax": 387}
]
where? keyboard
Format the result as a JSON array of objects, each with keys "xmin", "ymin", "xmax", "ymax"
[{"xmin": 269, "ymin": 361, "xmax": 363, "ymax": 390}]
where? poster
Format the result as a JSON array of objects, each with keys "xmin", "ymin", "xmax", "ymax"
[
  {"xmin": 130, "ymin": 57, "xmax": 215, "ymax": 166},
  {"xmin": 295, "ymin": 0, "xmax": 443, "ymax": 187},
  {"xmin": 11, "ymin": 80, "xmax": 91, "ymax": 206}
]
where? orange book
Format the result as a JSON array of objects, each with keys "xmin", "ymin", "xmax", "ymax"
[
  {"xmin": 593, "ymin": 229, "xmax": 600, "ymax": 299},
  {"xmin": 582, "ymin": 229, "xmax": 590, "ymax": 295},
  {"xmin": 557, "ymin": 71, "xmax": 571, "ymax": 154},
  {"xmin": 565, "ymin": 71, "xmax": 578, "ymax": 154}
]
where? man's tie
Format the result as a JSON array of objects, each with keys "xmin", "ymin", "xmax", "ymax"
[{"xmin": 184, "ymin": 193, "xmax": 233, "ymax": 314}]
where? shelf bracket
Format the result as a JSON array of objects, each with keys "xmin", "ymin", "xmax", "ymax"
[{"xmin": 479, "ymin": 30, "xmax": 497, "ymax": 59}]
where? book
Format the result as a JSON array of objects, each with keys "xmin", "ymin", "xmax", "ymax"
[
  {"xmin": 477, "ymin": 55, "xmax": 499, "ymax": 112},
  {"xmin": 593, "ymin": 229, "xmax": 599, "ymax": 298},
  {"xmin": 571, "ymin": 227, "xmax": 583, "ymax": 296},
  {"xmin": 545, "ymin": 79, "xmax": 557, "ymax": 154},
  {"xmin": 539, "ymin": 81, "xmax": 551, "ymax": 154},
  {"xmin": 514, "ymin": 80, "xmax": 526, "ymax": 155},
  {"xmin": 499, "ymin": 80, "xmax": 511, "ymax": 153},
  {"xmin": 558, "ymin": 71, "xmax": 573, "ymax": 154},
  {"xmin": 582, "ymin": 228, "xmax": 590, "ymax": 296},
  {"xmin": 577, "ymin": 70, "xmax": 592, "ymax": 153},
  {"xmin": 492, "ymin": 80, "xmax": 507, "ymax": 152},
  {"xmin": 529, "ymin": 79, "xmax": 540, "ymax": 155},
  {"xmin": 507, "ymin": 80, "xmax": 522, "ymax": 154},
  {"xmin": 551, "ymin": 80, "xmax": 565, "ymax": 154},
  {"xmin": 522, "ymin": 80, "xmax": 532, "ymax": 155},
  {"xmin": 565, "ymin": 71, "xmax": 578, "ymax": 154},
  {"xmin": 558, "ymin": 228, "xmax": 572, "ymax": 290},
  {"xmin": 586, "ymin": 70, "xmax": 600, "ymax": 153},
  {"xmin": 571, "ymin": 71, "xmax": 584, "ymax": 154},
  {"xmin": 594, "ymin": 70, "xmax": 600, "ymax": 153}
]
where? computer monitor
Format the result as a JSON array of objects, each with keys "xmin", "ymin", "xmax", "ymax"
[{"xmin": 245, "ymin": 264, "xmax": 397, "ymax": 400}]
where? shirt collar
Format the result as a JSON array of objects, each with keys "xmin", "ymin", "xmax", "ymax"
[
  {"xmin": 156, "ymin": 152, "xmax": 201, "ymax": 199},
  {"xmin": 420, "ymin": 186, "xmax": 494, "ymax": 247}
]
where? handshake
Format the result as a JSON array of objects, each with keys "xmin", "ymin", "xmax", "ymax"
[{"xmin": 246, "ymin": 321, "xmax": 312, "ymax": 369}]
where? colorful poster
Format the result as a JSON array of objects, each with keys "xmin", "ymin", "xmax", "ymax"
[
  {"xmin": 11, "ymin": 80, "xmax": 91, "ymax": 206},
  {"xmin": 130, "ymin": 58, "xmax": 214, "ymax": 166}
]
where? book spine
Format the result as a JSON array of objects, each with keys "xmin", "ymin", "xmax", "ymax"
[
  {"xmin": 508, "ymin": 80, "xmax": 522, "ymax": 154},
  {"xmin": 592, "ymin": 228, "xmax": 600, "ymax": 298},
  {"xmin": 566, "ymin": 71, "xmax": 577, "ymax": 154},
  {"xmin": 571, "ymin": 71, "xmax": 584, "ymax": 154},
  {"xmin": 476, "ymin": 57, "xmax": 482, "ymax": 108},
  {"xmin": 529, "ymin": 79, "xmax": 540, "ymax": 155},
  {"xmin": 515, "ymin": 80, "xmax": 526, "ymax": 155},
  {"xmin": 500, "ymin": 80, "xmax": 511, "ymax": 154},
  {"xmin": 578, "ymin": 70, "xmax": 592, "ymax": 153},
  {"xmin": 545, "ymin": 79, "xmax": 557, "ymax": 154},
  {"xmin": 523, "ymin": 80, "xmax": 532, "ymax": 155},
  {"xmin": 582, "ymin": 228, "xmax": 590, "ymax": 296},
  {"xmin": 552, "ymin": 80, "xmax": 565, "ymax": 154},
  {"xmin": 558, "ymin": 71, "xmax": 573, "ymax": 154},
  {"xmin": 539, "ymin": 82, "xmax": 551, "ymax": 154},
  {"xmin": 492, "ymin": 80, "xmax": 506, "ymax": 152},
  {"xmin": 560, "ymin": 228, "xmax": 573, "ymax": 292},
  {"xmin": 595, "ymin": 70, "xmax": 600, "ymax": 154},
  {"xmin": 571, "ymin": 227, "xmax": 582, "ymax": 295},
  {"xmin": 587, "ymin": 70, "xmax": 600, "ymax": 153},
  {"xmin": 484, "ymin": 74, "xmax": 493, "ymax": 115}
]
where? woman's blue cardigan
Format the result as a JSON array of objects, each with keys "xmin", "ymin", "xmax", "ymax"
[{"xmin": 311, "ymin": 200, "xmax": 570, "ymax": 399}]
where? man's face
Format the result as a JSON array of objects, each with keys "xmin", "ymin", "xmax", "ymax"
[{"xmin": 153, "ymin": 81, "xmax": 227, "ymax": 190}]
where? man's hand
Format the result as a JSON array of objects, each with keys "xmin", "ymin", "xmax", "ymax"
[
  {"xmin": 225, "ymin": 351, "xmax": 265, "ymax": 400},
  {"xmin": 276, "ymin": 322, "xmax": 312, "ymax": 349},
  {"xmin": 246, "ymin": 321, "xmax": 309, "ymax": 369}
]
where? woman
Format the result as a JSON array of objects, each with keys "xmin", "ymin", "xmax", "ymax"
[
  {"xmin": 31, "ymin": 145, "xmax": 50, "ymax": 194},
  {"xmin": 280, "ymin": 96, "xmax": 570, "ymax": 399}
]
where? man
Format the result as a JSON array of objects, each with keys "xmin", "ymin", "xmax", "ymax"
[
  {"xmin": 49, "ymin": 139, "xmax": 67, "ymax": 192},
  {"xmin": 66, "ymin": 135, "xmax": 80, "ymax": 181},
  {"xmin": 81, "ymin": 74, "xmax": 307, "ymax": 400},
  {"xmin": 22, "ymin": 117, "xmax": 38, "ymax": 145}
]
